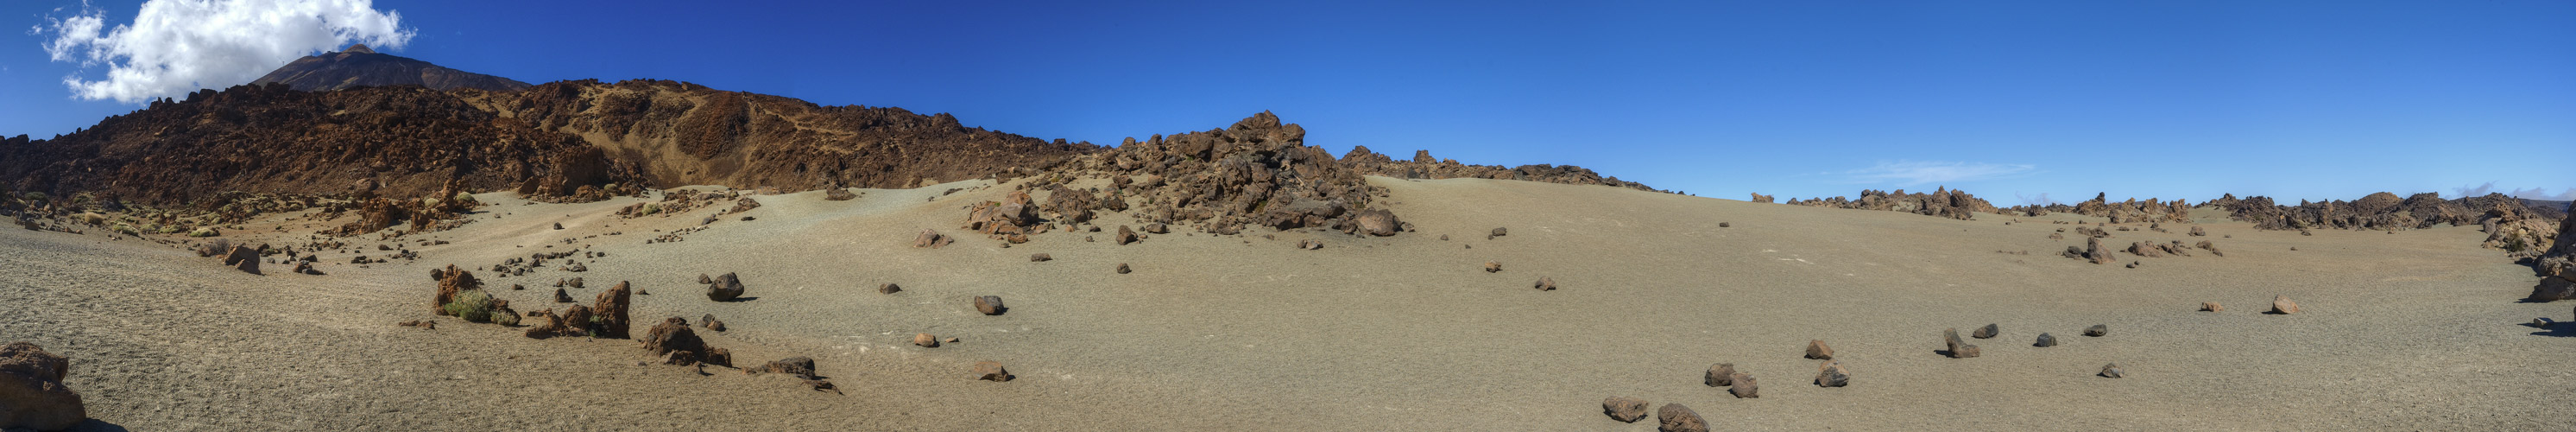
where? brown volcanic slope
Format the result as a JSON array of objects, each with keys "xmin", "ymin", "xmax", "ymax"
[
  {"xmin": 250, "ymin": 44, "xmax": 533, "ymax": 92},
  {"xmin": 0, "ymin": 80, "xmax": 1099, "ymax": 207}
]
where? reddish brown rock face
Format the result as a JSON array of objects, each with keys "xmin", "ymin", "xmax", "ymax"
[
  {"xmin": 592, "ymin": 283, "xmax": 633, "ymax": 340},
  {"xmin": 432, "ymin": 265, "xmax": 479, "ymax": 315},
  {"xmin": 0, "ymin": 342, "xmax": 85, "ymax": 431}
]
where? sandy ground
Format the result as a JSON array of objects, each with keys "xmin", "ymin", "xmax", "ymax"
[{"xmin": 3, "ymin": 176, "xmax": 2569, "ymax": 431}]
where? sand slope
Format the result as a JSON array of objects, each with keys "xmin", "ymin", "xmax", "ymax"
[{"xmin": 3, "ymin": 177, "xmax": 2567, "ymax": 430}]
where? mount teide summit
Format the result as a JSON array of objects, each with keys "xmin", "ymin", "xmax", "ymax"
[{"xmin": 250, "ymin": 44, "xmax": 532, "ymax": 92}]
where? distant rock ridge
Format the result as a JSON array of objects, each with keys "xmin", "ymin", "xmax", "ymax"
[
  {"xmin": 251, "ymin": 43, "xmax": 533, "ymax": 92},
  {"xmin": 1782, "ymin": 187, "xmax": 1997, "ymax": 220},
  {"xmin": 1336, "ymin": 146, "xmax": 1664, "ymax": 193}
]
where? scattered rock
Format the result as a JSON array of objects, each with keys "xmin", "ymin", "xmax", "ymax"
[
  {"xmin": 1602, "ymin": 397, "xmax": 1648, "ymax": 422},
  {"xmin": 2195, "ymin": 240, "xmax": 2225, "ymax": 257},
  {"xmin": 2200, "ymin": 302, "xmax": 2224, "ymax": 312},
  {"xmin": 751, "ymin": 357, "xmax": 819, "ymax": 379},
  {"xmin": 592, "ymin": 283, "xmax": 633, "ymax": 339},
  {"xmin": 1532, "ymin": 276, "xmax": 1556, "ymax": 291},
  {"xmin": 698, "ymin": 274, "xmax": 713, "ymax": 284},
  {"xmin": 1296, "ymin": 239, "xmax": 1323, "ymax": 250},
  {"xmin": 971, "ymin": 360, "xmax": 1013, "ymax": 382},
  {"xmin": 824, "ymin": 187, "xmax": 857, "ymax": 200},
  {"xmin": 878, "ymin": 283, "xmax": 901, "ymax": 294},
  {"xmin": 1116, "ymin": 264, "xmax": 1132, "ymax": 274},
  {"xmin": 0, "ymin": 342, "xmax": 85, "ymax": 431},
  {"xmin": 553, "ymin": 222, "xmax": 564, "ymax": 230},
  {"xmin": 1488, "ymin": 227, "xmax": 1507, "ymax": 239},
  {"xmin": 1972, "ymin": 323, "xmax": 1998, "ymax": 339},
  {"xmin": 707, "ymin": 272, "xmax": 746, "ymax": 302},
  {"xmin": 2189, "ymin": 226, "xmax": 2207, "ymax": 237},
  {"xmin": 1814, "ymin": 361, "xmax": 1850, "ymax": 388},
  {"xmin": 914, "ymin": 334, "xmax": 940, "ymax": 348},
  {"xmin": 642, "ymin": 318, "xmax": 709, "ymax": 362},
  {"xmin": 398, "ymin": 320, "xmax": 437, "ymax": 330},
  {"xmin": 2083, "ymin": 324, "xmax": 2107, "ymax": 337},
  {"xmin": 1719, "ymin": 222, "xmax": 1731, "ymax": 228},
  {"xmin": 1657, "ymin": 403, "xmax": 1708, "ymax": 432},
  {"xmin": 553, "ymin": 289, "xmax": 573, "ymax": 303},
  {"xmin": 913, "ymin": 229, "xmax": 953, "ymax": 248},
  {"xmin": 2534, "ymin": 318, "xmax": 2556, "ymax": 328},
  {"xmin": 2270, "ymin": 295, "xmax": 2301, "ymax": 314},
  {"xmin": 1484, "ymin": 262, "xmax": 1502, "ymax": 273},
  {"xmin": 1115, "ymin": 226, "xmax": 1139, "ymax": 245},
  {"xmin": 1805, "ymin": 340, "xmax": 1834, "ymax": 359},
  {"xmin": 432, "ymin": 265, "xmax": 480, "ymax": 315},
  {"xmin": 1943, "ymin": 328, "xmax": 1979, "ymax": 359},
  {"xmin": 1705, "ymin": 363, "xmax": 1735, "ymax": 387},
  {"xmin": 975, "ymin": 295, "xmax": 1007, "ymax": 315},
  {"xmin": 1727, "ymin": 373, "xmax": 1759, "ymax": 398},
  {"xmin": 1029, "ymin": 253, "xmax": 1052, "ymax": 262},
  {"xmin": 2034, "ymin": 333, "xmax": 2058, "ymax": 347},
  {"xmin": 1439, "ymin": 234, "xmax": 1449, "ymax": 240},
  {"xmin": 701, "ymin": 314, "xmax": 725, "ymax": 332},
  {"xmin": 2099, "ymin": 363, "xmax": 2125, "ymax": 378}
]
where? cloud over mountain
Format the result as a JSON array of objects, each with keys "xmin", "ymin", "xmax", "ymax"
[{"xmin": 35, "ymin": 0, "xmax": 414, "ymax": 104}]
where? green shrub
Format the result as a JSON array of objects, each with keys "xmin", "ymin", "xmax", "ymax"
[
  {"xmin": 443, "ymin": 290, "xmax": 495, "ymax": 323},
  {"xmin": 187, "ymin": 226, "xmax": 220, "ymax": 237},
  {"xmin": 489, "ymin": 307, "xmax": 521, "ymax": 326}
]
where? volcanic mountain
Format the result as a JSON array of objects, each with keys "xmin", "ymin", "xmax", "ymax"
[{"xmin": 249, "ymin": 44, "xmax": 533, "ymax": 92}]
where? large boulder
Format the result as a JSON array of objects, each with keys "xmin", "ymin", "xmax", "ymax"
[
  {"xmin": 642, "ymin": 318, "xmax": 707, "ymax": 359},
  {"xmin": 594, "ymin": 283, "xmax": 633, "ymax": 339},
  {"xmin": 1354, "ymin": 209, "xmax": 1401, "ymax": 237},
  {"xmin": 707, "ymin": 272, "xmax": 746, "ymax": 302},
  {"xmin": 0, "ymin": 342, "xmax": 85, "ymax": 431}
]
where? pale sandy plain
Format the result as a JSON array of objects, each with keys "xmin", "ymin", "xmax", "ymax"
[{"xmin": 3, "ymin": 176, "xmax": 2567, "ymax": 430}]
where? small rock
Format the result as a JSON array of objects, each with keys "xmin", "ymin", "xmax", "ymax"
[
  {"xmin": 1805, "ymin": 340, "xmax": 1833, "ymax": 359},
  {"xmin": 1484, "ymin": 262, "xmax": 1502, "ymax": 273},
  {"xmin": 2270, "ymin": 295, "xmax": 2300, "ymax": 314},
  {"xmin": 878, "ymin": 283, "xmax": 901, "ymax": 294},
  {"xmin": 1972, "ymin": 323, "xmax": 1998, "ymax": 339},
  {"xmin": 698, "ymin": 274, "xmax": 713, "ymax": 284},
  {"xmin": 2099, "ymin": 363, "xmax": 2125, "ymax": 378},
  {"xmin": 1657, "ymin": 403, "xmax": 1708, "ymax": 432},
  {"xmin": 2034, "ymin": 333, "xmax": 2058, "ymax": 347},
  {"xmin": 702, "ymin": 314, "xmax": 725, "ymax": 332},
  {"xmin": 975, "ymin": 295, "xmax": 1007, "ymax": 315},
  {"xmin": 914, "ymin": 334, "xmax": 939, "ymax": 347},
  {"xmin": 2532, "ymin": 318, "xmax": 2555, "ymax": 328},
  {"xmin": 554, "ymin": 289, "xmax": 574, "ymax": 303},
  {"xmin": 1439, "ymin": 234, "xmax": 1449, "ymax": 240},
  {"xmin": 552, "ymin": 223, "xmax": 564, "ymax": 230},
  {"xmin": 1719, "ymin": 222, "xmax": 1730, "ymax": 228},
  {"xmin": 751, "ymin": 357, "xmax": 818, "ymax": 378},
  {"xmin": 1602, "ymin": 397, "xmax": 1648, "ymax": 422},
  {"xmin": 1814, "ymin": 361, "xmax": 1850, "ymax": 388},
  {"xmin": 1704, "ymin": 363, "xmax": 1735, "ymax": 386},
  {"xmin": 1115, "ymin": 226, "xmax": 1138, "ymax": 245},
  {"xmin": 2084, "ymin": 324, "xmax": 2108, "ymax": 337},
  {"xmin": 1532, "ymin": 276, "xmax": 1555, "ymax": 291},
  {"xmin": 1727, "ymin": 373, "xmax": 1759, "ymax": 398},
  {"xmin": 1116, "ymin": 264, "xmax": 1132, "ymax": 274},
  {"xmin": 1943, "ymin": 327, "xmax": 1979, "ymax": 359},
  {"xmin": 972, "ymin": 361, "xmax": 1013, "ymax": 382},
  {"xmin": 1489, "ymin": 227, "xmax": 1507, "ymax": 239},
  {"xmin": 1030, "ymin": 253, "xmax": 1052, "ymax": 262},
  {"xmin": 2200, "ymin": 302, "xmax": 2224, "ymax": 312}
]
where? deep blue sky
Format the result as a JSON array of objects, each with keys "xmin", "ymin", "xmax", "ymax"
[{"xmin": 4, "ymin": 1, "xmax": 2571, "ymax": 204}]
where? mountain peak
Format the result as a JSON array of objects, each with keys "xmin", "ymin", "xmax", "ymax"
[{"xmin": 251, "ymin": 46, "xmax": 529, "ymax": 92}]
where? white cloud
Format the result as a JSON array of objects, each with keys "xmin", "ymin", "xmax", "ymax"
[
  {"xmin": 34, "ymin": 0, "xmax": 415, "ymax": 104},
  {"xmin": 2510, "ymin": 187, "xmax": 2576, "ymax": 201},
  {"xmin": 1837, "ymin": 160, "xmax": 2038, "ymax": 187}
]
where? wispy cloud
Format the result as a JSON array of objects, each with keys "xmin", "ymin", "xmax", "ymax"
[
  {"xmin": 33, "ymin": 0, "xmax": 416, "ymax": 104},
  {"xmin": 1835, "ymin": 160, "xmax": 2038, "ymax": 187},
  {"xmin": 2451, "ymin": 181, "xmax": 2576, "ymax": 200}
]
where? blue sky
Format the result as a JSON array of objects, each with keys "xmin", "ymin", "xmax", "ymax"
[{"xmin": 3, "ymin": 1, "xmax": 2570, "ymax": 204}]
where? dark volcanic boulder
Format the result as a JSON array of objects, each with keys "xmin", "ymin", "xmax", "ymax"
[
  {"xmin": 707, "ymin": 272, "xmax": 746, "ymax": 302},
  {"xmin": 2034, "ymin": 333, "xmax": 2059, "ymax": 347},
  {"xmin": 1973, "ymin": 323, "xmax": 1998, "ymax": 339},
  {"xmin": 1602, "ymin": 396, "xmax": 1648, "ymax": 422},
  {"xmin": 0, "ymin": 342, "xmax": 85, "ymax": 431},
  {"xmin": 1657, "ymin": 403, "xmax": 1708, "ymax": 432}
]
